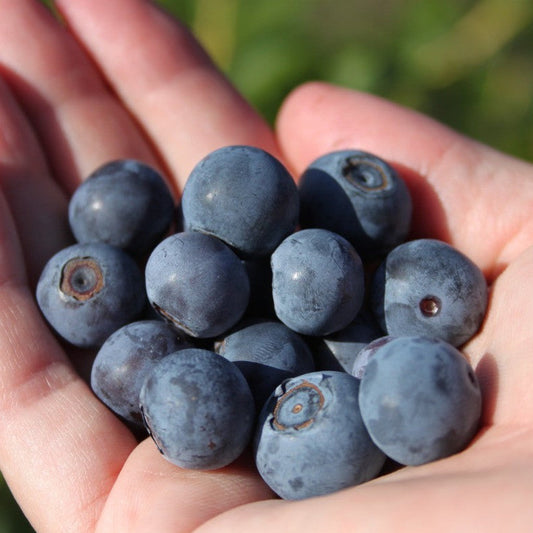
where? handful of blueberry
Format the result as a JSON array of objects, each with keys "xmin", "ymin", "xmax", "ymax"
[{"xmin": 35, "ymin": 145, "xmax": 487, "ymax": 500}]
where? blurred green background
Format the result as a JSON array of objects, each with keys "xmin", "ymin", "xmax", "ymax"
[
  {"xmin": 1, "ymin": 0, "xmax": 533, "ymax": 531},
  {"xmin": 157, "ymin": 0, "xmax": 533, "ymax": 161}
]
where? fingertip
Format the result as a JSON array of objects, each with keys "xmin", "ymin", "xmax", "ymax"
[
  {"xmin": 276, "ymin": 81, "xmax": 456, "ymax": 177},
  {"xmin": 275, "ymin": 81, "xmax": 332, "ymax": 170},
  {"xmin": 274, "ymin": 81, "xmax": 464, "ymax": 246}
]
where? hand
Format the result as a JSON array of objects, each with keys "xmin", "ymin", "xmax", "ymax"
[{"xmin": 0, "ymin": 1, "xmax": 532, "ymax": 532}]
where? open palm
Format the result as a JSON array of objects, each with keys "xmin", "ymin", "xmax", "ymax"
[{"xmin": 0, "ymin": 1, "xmax": 532, "ymax": 532}]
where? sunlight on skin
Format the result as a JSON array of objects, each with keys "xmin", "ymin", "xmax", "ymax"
[{"xmin": 53, "ymin": 0, "xmax": 279, "ymax": 188}]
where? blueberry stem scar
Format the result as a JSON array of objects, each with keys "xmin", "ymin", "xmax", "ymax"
[
  {"xmin": 419, "ymin": 296, "xmax": 442, "ymax": 317},
  {"xmin": 273, "ymin": 380, "xmax": 324, "ymax": 431},
  {"xmin": 60, "ymin": 257, "xmax": 105, "ymax": 301},
  {"xmin": 342, "ymin": 156, "xmax": 390, "ymax": 192}
]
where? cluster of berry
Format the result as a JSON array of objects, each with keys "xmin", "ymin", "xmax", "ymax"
[{"xmin": 35, "ymin": 146, "xmax": 486, "ymax": 500}]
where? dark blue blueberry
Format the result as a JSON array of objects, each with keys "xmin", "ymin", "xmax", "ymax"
[
  {"xmin": 241, "ymin": 258, "xmax": 275, "ymax": 318},
  {"xmin": 271, "ymin": 228, "xmax": 365, "ymax": 336},
  {"xmin": 69, "ymin": 159, "xmax": 175, "ymax": 256},
  {"xmin": 312, "ymin": 308, "xmax": 384, "ymax": 372},
  {"xmin": 145, "ymin": 232, "xmax": 250, "ymax": 338},
  {"xmin": 139, "ymin": 348, "xmax": 255, "ymax": 470},
  {"xmin": 370, "ymin": 238, "xmax": 488, "ymax": 346},
  {"xmin": 298, "ymin": 150, "xmax": 412, "ymax": 258},
  {"xmin": 351, "ymin": 335, "xmax": 396, "ymax": 379},
  {"xmin": 254, "ymin": 371, "xmax": 386, "ymax": 500},
  {"xmin": 215, "ymin": 319, "xmax": 315, "ymax": 409},
  {"xmin": 91, "ymin": 320, "xmax": 192, "ymax": 425},
  {"xmin": 358, "ymin": 336, "xmax": 482, "ymax": 465},
  {"xmin": 181, "ymin": 145, "xmax": 299, "ymax": 258},
  {"xmin": 36, "ymin": 243, "xmax": 146, "ymax": 348},
  {"xmin": 174, "ymin": 200, "xmax": 185, "ymax": 234}
]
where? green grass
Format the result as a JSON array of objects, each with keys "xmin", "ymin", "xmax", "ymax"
[{"xmin": 2, "ymin": 1, "xmax": 533, "ymax": 530}]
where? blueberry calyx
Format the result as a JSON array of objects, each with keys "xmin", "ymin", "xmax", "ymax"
[
  {"xmin": 342, "ymin": 155, "xmax": 391, "ymax": 192},
  {"xmin": 419, "ymin": 295, "xmax": 442, "ymax": 317},
  {"xmin": 273, "ymin": 380, "xmax": 324, "ymax": 431},
  {"xmin": 60, "ymin": 257, "xmax": 104, "ymax": 301}
]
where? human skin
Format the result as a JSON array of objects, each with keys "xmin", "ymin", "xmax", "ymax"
[{"xmin": 0, "ymin": 1, "xmax": 533, "ymax": 532}]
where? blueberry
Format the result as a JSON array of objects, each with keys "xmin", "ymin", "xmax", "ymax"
[
  {"xmin": 298, "ymin": 150, "xmax": 412, "ymax": 258},
  {"xmin": 271, "ymin": 228, "xmax": 365, "ymax": 336},
  {"xmin": 254, "ymin": 371, "xmax": 386, "ymax": 500},
  {"xmin": 241, "ymin": 257, "xmax": 275, "ymax": 318},
  {"xmin": 69, "ymin": 159, "xmax": 175, "ymax": 256},
  {"xmin": 139, "ymin": 348, "xmax": 255, "ymax": 470},
  {"xmin": 145, "ymin": 232, "xmax": 250, "ymax": 338},
  {"xmin": 358, "ymin": 336, "xmax": 482, "ymax": 465},
  {"xmin": 181, "ymin": 145, "xmax": 299, "ymax": 258},
  {"xmin": 312, "ymin": 308, "xmax": 384, "ymax": 372},
  {"xmin": 370, "ymin": 238, "xmax": 488, "ymax": 346},
  {"xmin": 351, "ymin": 335, "xmax": 396, "ymax": 379},
  {"xmin": 91, "ymin": 320, "xmax": 192, "ymax": 425},
  {"xmin": 36, "ymin": 243, "xmax": 146, "ymax": 348},
  {"xmin": 215, "ymin": 319, "xmax": 315, "ymax": 409}
]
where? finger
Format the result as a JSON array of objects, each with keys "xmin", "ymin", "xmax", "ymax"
[
  {"xmin": 196, "ymin": 425, "xmax": 533, "ymax": 533},
  {"xmin": 94, "ymin": 440, "xmax": 273, "ymax": 533},
  {"xmin": 276, "ymin": 82, "xmax": 533, "ymax": 279},
  {"xmin": 54, "ymin": 0, "xmax": 278, "ymax": 188},
  {"xmin": 0, "ymin": 0, "xmax": 161, "ymax": 194},
  {"xmin": 465, "ymin": 245, "xmax": 533, "ymax": 425},
  {"xmin": 0, "ymin": 72, "xmax": 71, "ymax": 284},
  {"xmin": 0, "ymin": 191, "xmax": 138, "ymax": 533}
]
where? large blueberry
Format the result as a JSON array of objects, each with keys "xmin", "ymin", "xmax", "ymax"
[
  {"xmin": 299, "ymin": 150, "xmax": 412, "ymax": 258},
  {"xmin": 351, "ymin": 335, "xmax": 396, "ymax": 379},
  {"xmin": 271, "ymin": 228, "xmax": 365, "ymax": 336},
  {"xmin": 370, "ymin": 238, "xmax": 488, "ymax": 346},
  {"xmin": 358, "ymin": 336, "xmax": 482, "ymax": 465},
  {"xmin": 69, "ymin": 159, "xmax": 175, "ymax": 256},
  {"xmin": 181, "ymin": 145, "xmax": 299, "ymax": 258},
  {"xmin": 145, "ymin": 232, "xmax": 250, "ymax": 338},
  {"xmin": 140, "ymin": 348, "xmax": 255, "ymax": 470},
  {"xmin": 254, "ymin": 371, "xmax": 386, "ymax": 500},
  {"xmin": 215, "ymin": 319, "xmax": 315, "ymax": 409},
  {"xmin": 36, "ymin": 243, "xmax": 146, "ymax": 348},
  {"xmin": 91, "ymin": 320, "xmax": 192, "ymax": 425}
]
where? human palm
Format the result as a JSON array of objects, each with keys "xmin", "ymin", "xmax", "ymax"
[{"xmin": 0, "ymin": 1, "xmax": 533, "ymax": 532}]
